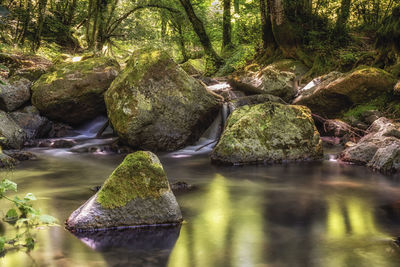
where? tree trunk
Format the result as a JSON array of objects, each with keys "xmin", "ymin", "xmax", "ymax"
[
  {"xmin": 32, "ymin": 0, "xmax": 48, "ymax": 51},
  {"xmin": 268, "ymin": 0, "xmax": 301, "ymax": 58},
  {"xmin": 222, "ymin": 0, "xmax": 232, "ymax": 50},
  {"xmin": 335, "ymin": 0, "xmax": 352, "ymax": 34},
  {"xmin": 179, "ymin": 0, "xmax": 223, "ymax": 75},
  {"xmin": 260, "ymin": 0, "xmax": 276, "ymax": 51},
  {"xmin": 234, "ymin": 0, "xmax": 239, "ymax": 13}
]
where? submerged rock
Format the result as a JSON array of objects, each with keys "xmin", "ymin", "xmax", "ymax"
[
  {"xmin": 0, "ymin": 152, "xmax": 18, "ymax": 168},
  {"xmin": 340, "ymin": 117, "xmax": 400, "ymax": 174},
  {"xmin": 0, "ymin": 77, "xmax": 31, "ymax": 111},
  {"xmin": 0, "ymin": 110, "xmax": 26, "ymax": 149},
  {"xmin": 294, "ymin": 67, "xmax": 397, "ymax": 118},
  {"xmin": 32, "ymin": 57, "xmax": 120, "ymax": 125},
  {"xmin": 66, "ymin": 151, "xmax": 182, "ymax": 231},
  {"xmin": 4, "ymin": 150, "xmax": 37, "ymax": 161},
  {"xmin": 211, "ymin": 102, "xmax": 323, "ymax": 165},
  {"xmin": 105, "ymin": 48, "xmax": 221, "ymax": 151}
]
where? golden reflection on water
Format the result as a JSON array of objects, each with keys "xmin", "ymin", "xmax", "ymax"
[{"xmin": 168, "ymin": 174, "xmax": 264, "ymax": 267}]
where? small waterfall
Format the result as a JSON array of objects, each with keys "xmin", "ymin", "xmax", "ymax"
[
  {"xmin": 169, "ymin": 103, "xmax": 231, "ymax": 157},
  {"xmin": 73, "ymin": 116, "xmax": 109, "ymax": 139}
]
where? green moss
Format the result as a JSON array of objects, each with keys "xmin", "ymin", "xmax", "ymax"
[{"xmin": 97, "ymin": 151, "xmax": 170, "ymax": 209}]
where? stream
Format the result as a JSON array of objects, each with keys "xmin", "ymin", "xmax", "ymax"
[{"xmin": 1, "ymin": 90, "xmax": 400, "ymax": 266}]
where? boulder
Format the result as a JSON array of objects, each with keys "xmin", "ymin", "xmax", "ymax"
[
  {"xmin": 105, "ymin": 49, "xmax": 221, "ymax": 151},
  {"xmin": 32, "ymin": 57, "xmax": 120, "ymax": 125},
  {"xmin": 66, "ymin": 151, "xmax": 182, "ymax": 231},
  {"xmin": 0, "ymin": 77, "xmax": 31, "ymax": 111},
  {"xmin": 0, "ymin": 152, "xmax": 18, "ymax": 168},
  {"xmin": 394, "ymin": 80, "xmax": 400, "ymax": 95},
  {"xmin": 0, "ymin": 111, "xmax": 26, "ymax": 149},
  {"xmin": 294, "ymin": 67, "xmax": 397, "ymax": 118},
  {"xmin": 340, "ymin": 117, "xmax": 400, "ymax": 174},
  {"xmin": 229, "ymin": 65, "xmax": 297, "ymax": 102},
  {"xmin": 211, "ymin": 102, "xmax": 323, "ymax": 165},
  {"xmin": 10, "ymin": 111, "xmax": 52, "ymax": 140}
]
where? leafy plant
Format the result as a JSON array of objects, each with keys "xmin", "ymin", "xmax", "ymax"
[{"xmin": 0, "ymin": 179, "xmax": 58, "ymax": 254}]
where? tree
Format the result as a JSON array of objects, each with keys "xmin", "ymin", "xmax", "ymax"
[
  {"xmin": 222, "ymin": 0, "xmax": 232, "ymax": 51},
  {"xmin": 178, "ymin": 0, "xmax": 223, "ymax": 74},
  {"xmin": 335, "ymin": 0, "xmax": 352, "ymax": 36},
  {"xmin": 32, "ymin": 0, "xmax": 48, "ymax": 51},
  {"xmin": 260, "ymin": 0, "xmax": 276, "ymax": 52}
]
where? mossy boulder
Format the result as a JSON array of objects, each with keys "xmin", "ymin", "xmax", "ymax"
[
  {"xmin": 211, "ymin": 102, "xmax": 323, "ymax": 165},
  {"xmin": 229, "ymin": 65, "xmax": 297, "ymax": 102},
  {"xmin": 31, "ymin": 57, "xmax": 120, "ymax": 125},
  {"xmin": 105, "ymin": 48, "xmax": 221, "ymax": 151},
  {"xmin": 66, "ymin": 151, "xmax": 182, "ymax": 231},
  {"xmin": 293, "ymin": 67, "xmax": 397, "ymax": 118},
  {"xmin": 0, "ymin": 111, "xmax": 26, "ymax": 149},
  {"xmin": 0, "ymin": 77, "xmax": 31, "ymax": 112}
]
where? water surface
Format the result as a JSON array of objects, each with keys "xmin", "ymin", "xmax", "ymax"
[{"xmin": 1, "ymin": 148, "xmax": 400, "ymax": 267}]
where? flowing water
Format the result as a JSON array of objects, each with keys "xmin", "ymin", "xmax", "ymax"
[{"xmin": 2, "ymin": 120, "xmax": 400, "ymax": 266}]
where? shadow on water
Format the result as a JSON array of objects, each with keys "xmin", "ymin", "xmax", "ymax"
[{"xmin": 73, "ymin": 226, "xmax": 181, "ymax": 266}]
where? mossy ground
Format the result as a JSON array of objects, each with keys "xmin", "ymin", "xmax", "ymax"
[{"xmin": 96, "ymin": 151, "xmax": 170, "ymax": 209}]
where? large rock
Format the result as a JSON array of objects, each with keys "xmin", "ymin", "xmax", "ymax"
[
  {"xmin": 211, "ymin": 102, "xmax": 323, "ymax": 165},
  {"xmin": 229, "ymin": 65, "xmax": 297, "ymax": 102},
  {"xmin": 0, "ymin": 77, "xmax": 31, "ymax": 111},
  {"xmin": 294, "ymin": 67, "xmax": 397, "ymax": 118},
  {"xmin": 10, "ymin": 110, "xmax": 52, "ymax": 140},
  {"xmin": 0, "ymin": 111, "xmax": 26, "ymax": 149},
  {"xmin": 66, "ymin": 151, "xmax": 182, "ymax": 231},
  {"xmin": 32, "ymin": 57, "xmax": 120, "ymax": 125},
  {"xmin": 105, "ymin": 49, "xmax": 221, "ymax": 151},
  {"xmin": 340, "ymin": 117, "xmax": 400, "ymax": 174}
]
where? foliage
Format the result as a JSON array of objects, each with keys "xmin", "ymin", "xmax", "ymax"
[{"xmin": 0, "ymin": 179, "xmax": 58, "ymax": 254}]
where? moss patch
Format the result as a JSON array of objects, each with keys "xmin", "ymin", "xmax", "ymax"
[{"xmin": 97, "ymin": 151, "xmax": 170, "ymax": 209}]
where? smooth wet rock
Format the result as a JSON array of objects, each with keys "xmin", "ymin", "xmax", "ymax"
[
  {"xmin": 32, "ymin": 57, "xmax": 120, "ymax": 125},
  {"xmin": 66, "ymin": 151, "xmax": 182, "ymax": 231},
  {"xmin": 340, "ymin": 117, "xmax": 400, "ymax": 174},
  {"xmin": 105, "ymin": 48, "xmax": 221, "ymax": 151},
  {"xmin": 211, "ymin": 102, "xmax": 323, "ymax": 165},
  {"xmin": 10, "ymin": 111, "xmax": 52, "ymax": 139},
  {"xmin": 294, "ymin": 67, "xmax": 397, "ymax": 118},
  {"xmin": 0, "ymin": 110, "xmax": 26, "ymax": 149}
]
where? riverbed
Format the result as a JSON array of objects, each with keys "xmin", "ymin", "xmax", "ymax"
[{"xmin": 1, "ymin": 144, "xmax": 400, "ymax": 266}]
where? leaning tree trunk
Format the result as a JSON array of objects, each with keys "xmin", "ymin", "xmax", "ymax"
[
  {"xmin": 179, "ymin": 0, "xmax": 223, "ymax": 75},
  {"xmin": 222, "ymin": 0, "xmax": 232, "ymax": 51}
]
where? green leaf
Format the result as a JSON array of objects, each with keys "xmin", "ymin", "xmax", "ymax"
[
  {"xmin": 0, "ymin": 179, "xmax": 17, "ymax": 193},
  {"xmin": 25, "ymin": 237, "xmax": 35, "ymax": 251},
  {"xmin": 5, "ymin": 209, "xmax": 18, "ymax": 222},
  {"xmin": 0, "ymin": 236, "xmax": 5, "ymax": 252},
  {"xmin": 24, "ymin": 193, "xmax": 36, "ymax": 201}
]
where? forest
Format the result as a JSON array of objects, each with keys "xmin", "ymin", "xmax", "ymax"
[{"xmin": 0, "ymin": 0, "xmax": 400, "ymax": 266}]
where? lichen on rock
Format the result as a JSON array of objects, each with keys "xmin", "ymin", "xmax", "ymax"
[
  {"xmin": 211, "ymin": 102, "xmax": 323, "ymax": 165},
  {"xmin": 66, "ymin": 151, "xmax": 182, "ymax": 231}
]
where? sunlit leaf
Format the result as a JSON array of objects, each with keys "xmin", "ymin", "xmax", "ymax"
[
  {"xmin": 0, "ymin": 236, "xmax": 5, "ymax": 252},
  {"xmin": 25, "ymin": 237, "xmax": 35, "ymax": 251},
  {"xmin": 39, "ymin": 214, "xmax": 58, "ymax": 225},
  {"xmin": 5, "ymin": 208, "xmax": 18, "ymax": 222},
  {"xmin": 0, "ymin": 179, "xmax": 17, "ymax": 193},
  {"xmin": 24, "ymin": 193, "xmax": 36, "ymax": 201}
]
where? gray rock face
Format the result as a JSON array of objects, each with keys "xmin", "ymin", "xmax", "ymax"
[
  {"xmin": 0, "ymin": 110, "xmax": 26, "ymax": 149},
  {"xmin": 10, "ymin": 111, "xmax": 52, "ymax": 139},
  {"xmin": 340, "ymin": 117, "xmax": 400, "ymax": 174},
  {"xmin": 66, "ymin": 151, "xmax": 182, "ymax": 231},
  {"xmin": 0, "ymin": 77, "xmax": 31, "ymax": 111}
]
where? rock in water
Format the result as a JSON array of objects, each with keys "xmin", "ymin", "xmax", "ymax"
[
  {"xmin": 0, "ymin": 77, "xmax": 31, "ymax": 112},
  {"xmin": 31, "ymin": 57, "xmax": 120, "ymax": 125},
  {"xmin": 0, "ymin": 110, "xmax": 26, "ymax": 149},
  {"xmin": 66, "ymin": 151, "xmax": 182, "ymax": 231},
  {"xmin": 105, "ymin": 48, "xmax": 221, "ymax": 151},
  {"xmin": 294, "ymin": 67, "xmax": 397, "ymax": 118},
  {"xmin": 211, "ymin": 102, "xmax": 323, "ymax": 165}
]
